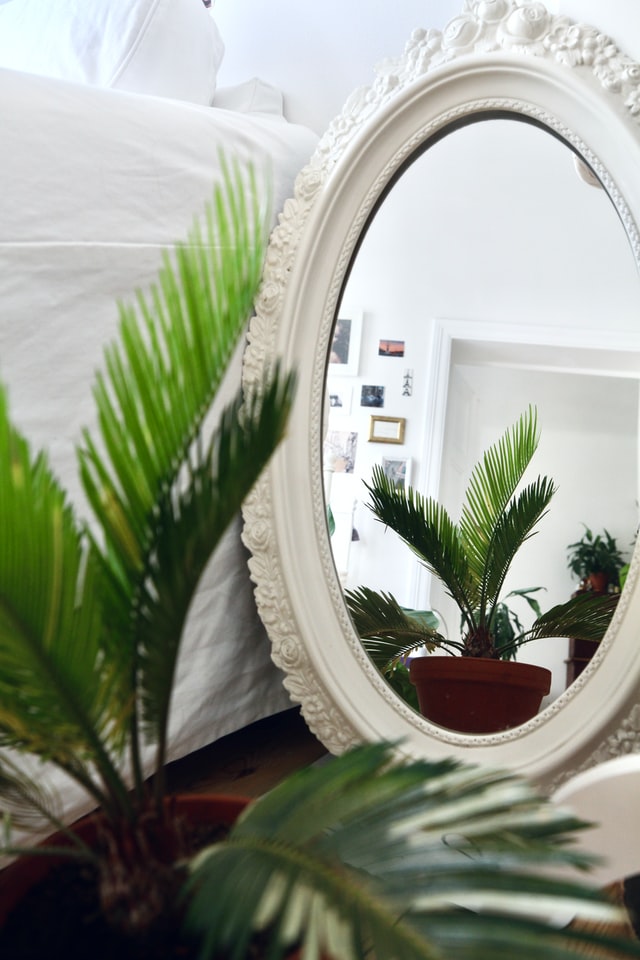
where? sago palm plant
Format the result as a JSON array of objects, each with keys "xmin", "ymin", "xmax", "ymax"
[
  {"xmin": 346, "ymin": 406, "xmax": 617, "ymax": 671},
  {"xmin": 0, "ymin": 159, "xmax": 296, "ymax": 934},
  {"xmin": 0, "ymin": 173, "xmax": 637, "ymax": 959}
]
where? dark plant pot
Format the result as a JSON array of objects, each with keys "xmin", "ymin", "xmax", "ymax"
[
  {"xmin": 584, "ymin": 572, "xmax": 609, "ymax": 593},
  {"xmin": 0, "ymin": 793, "xmax": 249, "ymax": 931},
  {"xmin": 409, "ymin": 656, "xmax": 552, "ymax": 734}
]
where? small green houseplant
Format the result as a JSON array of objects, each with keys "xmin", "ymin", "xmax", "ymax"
[
  {"xmin": 567, "ymin": 525, "xmax": 626, "ymax": 592},
  {"xmin": 1, "ymin": 170, "xmax": 639, "ymax": 959},
  {"xmin": 346, "ymin": 407, "xmax": 617, "ymax": 731}
]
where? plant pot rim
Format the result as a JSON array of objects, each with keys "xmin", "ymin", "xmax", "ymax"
[
  {"xmin": 409, "ymin": 655, "xmax": 552, "ymax": 685},
  {"xmin": 0, "ymin": 792, "xmax": 251, "ymax": 930}
]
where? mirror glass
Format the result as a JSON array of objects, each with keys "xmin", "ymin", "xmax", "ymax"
[{"xmin": 324, "ymin": 118, "xmax": 640, "ymax": 716}]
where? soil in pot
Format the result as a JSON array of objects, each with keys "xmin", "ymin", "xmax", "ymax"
[
  {"xmin": 409, "ymin": 656, "xmax": 552, "ymax": 734},
  {"xmin": 0, "ymin": 795, "xmax": 256, "ymax": 960}
]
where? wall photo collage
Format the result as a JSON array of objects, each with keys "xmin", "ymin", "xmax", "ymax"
[{"xmin": 325, "ymin": 308, "xmax": 412, "ymax": 485}]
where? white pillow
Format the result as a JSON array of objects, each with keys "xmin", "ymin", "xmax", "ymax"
[
  {"xmin": 0, "ymin": 0, "xmax": 224, "ymax": 105},
  {"xmin": 213, "ymin": 79, "xmax": 285, "ymax": 117}
]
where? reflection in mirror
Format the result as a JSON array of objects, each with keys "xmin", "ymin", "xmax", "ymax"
[{"xmin": 324, "ymin": 118, "xmax": 640, "ymax": 724}]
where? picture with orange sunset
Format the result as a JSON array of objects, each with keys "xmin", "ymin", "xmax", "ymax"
[{"xmin": 378, "ymin": 339, "xmax": 405, "ymax": 357}]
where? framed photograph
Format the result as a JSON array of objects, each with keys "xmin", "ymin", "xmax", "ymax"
[
  {"xmin": 360, "ymin": 384, "xmax": 384, "ymax": 408},
  {"xmin": 368, "ymin": 415, "xmax": 406, "ymax": 445},
  {"xmin": 381, "ymin": 456, "xmax": 411, "ymax": 490},
  {"xmin": 329, "ymin": 309, "xmax": 362, "ymax": 376},
  {"xmin": 324, "ymin": 429, "xmax": 358, "ymax": 473},
  {"xmin": 327, "ymin": 384, "xmax": 352, "ymax": 414},
  {"xmin": 378, "ymin": 338, "xmax": 405, "ymax": 358}
]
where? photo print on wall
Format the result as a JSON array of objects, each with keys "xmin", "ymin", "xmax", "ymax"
[
  {"xmin": 329, "ymin": 309, "xmax": 363, "ymax": 376},
  {"xmin": 360, "ymin": 384, "xmax": 384, "ymax": 408},
  {"xmin": 324, "ymin": 430, "xmax": 358, "ymax": 473},
  {"xmin": 328, "ymin": 384, "xmax": 352, "ymax": 413},
  {"xmin": 378, "ymin": 338, "xmax": 405, "ymax": 357},
  {"xmin": 381, "ymin": 456, "xmax": 411, "ymax": 490}
]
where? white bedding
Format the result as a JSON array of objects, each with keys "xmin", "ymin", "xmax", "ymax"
[{"xmin": 0, "ymin": 66, "xmax": 318, "ymax": 835}]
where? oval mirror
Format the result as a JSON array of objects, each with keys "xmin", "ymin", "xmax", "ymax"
[{"xmin": 242, "ymin": 1, "xmax": 640, "ymax": 790}]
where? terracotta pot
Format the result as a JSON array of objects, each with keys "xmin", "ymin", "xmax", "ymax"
[
  {"xmin": 0, "ymin": 793, "xmax": 249, "ymax": 929},
  {"xmin": 409, "ymin": 656, "xmax": 552, "ymax": 734},
  {"xmin": 584, "ymin": 572, "xmax": 609, "ymax": 593}
]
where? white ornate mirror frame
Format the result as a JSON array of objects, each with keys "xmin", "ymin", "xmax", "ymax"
[{"xmin": 242, "ymin": 0, "xmax": 640, "ymax": 790}]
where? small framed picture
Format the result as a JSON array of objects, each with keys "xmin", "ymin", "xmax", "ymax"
[
  {"xmin": 324, "ymin": 429, "xmax": 358, "ymax": 473},
  {"xmin": 360, "ymin": 384, "xmax": 384, "ymax": 408},
  {"xmin": 368, "ymin": 415, "xmax": 406, "ymax": 445},
  {"xmin": 327, "ymin": 384, "xmax": 352, "ymax": 414},
  {"xmin": 329, "ymin": 310, "xmax": 363, "ymax": 377},
  {"xmin": 378, "ymin": 338, "xmax": 405, "ymax": 358},
  {"xmin": 381, "ymin": 456, "xmax": 411, "ymax": 490}
]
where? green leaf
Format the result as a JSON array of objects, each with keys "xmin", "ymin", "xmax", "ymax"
[
  {"xmin": 480, "ymin": 477, "xmax": 555, "ymax": 617},
  {"xmin": 459, "ymin": 407, "xmax": 555, "ymax": 623},
  {"xmin": 460, "ymin": 406, "xmax": 543, "ymax": 575},
  {"xmin": 185, "ymin": 743, "xmax": 640, "ymax": 960},
  {"xmin": 76, "ymin": 158, "xmax": 278, "ymax": 786},
  {"xmin": 364, "ymin": 466, "xmax": 479, "ymax": 629},
  {"xmin": 521, "ymin": 592, "xmax": 618, "ymax": 647},
  {"xmin": 345, "ymin": 587, "xmax": 455, "ymax": 665},
  {"xmin": 136, "ymin": 367, "xmax": 295, "ymax": 766},
  {"xmin": 0, "ymin": 388, "xmax": 128, "ymax": 814}
]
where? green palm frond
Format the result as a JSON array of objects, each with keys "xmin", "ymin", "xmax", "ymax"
[
  {"xmin": 480, "ymin": 477, "xmax": 556, "ymax": 619},
  {"xmin": 80, "ymin": 159, "xmax": 267, "ymax": 581},
  {"xmin": 75, "ymin": 159, "xmax": 281, "ymax": 785},
  {"xmin": 137, "ymin": 367, "xmax": 295, "ymax": 772},
  {"xmin": 344, "ymin": 587, "xmax": 454, "ymax": 665},
  {"xmin": 460, "ymin": 406, "xmax": 548, "ymax": 579},
  {"xmin": 408, "ymin": 911, "xmax": 638, "ymax": 960},
  {"xmin": 518, "ymin": 592, "xmax": 618, "ymax": 649},
  {"xmin": 364, "ymin": 466, "xmax": 478, "ymax": 620},
  {"xmin": 185, "ymin": 743, "xmax": 640, "ymax": 960},
  {"xmin": 0, "ymin": 752, "xmax": 63, "ymax": 832},
  {"xmin": 0, "ymin": 389, "xmax": 128, "ymax": 814}
]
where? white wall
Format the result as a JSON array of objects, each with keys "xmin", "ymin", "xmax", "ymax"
[
  {"xmin": 212, "ymin": 0, "xmax": 461, "ymax": 132},
  {"xmin": 211, "ymin": 1, "xmax": 640, "ymax": 133}
]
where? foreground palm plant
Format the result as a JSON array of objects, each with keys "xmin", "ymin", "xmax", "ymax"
[
  {"xmin": 346, "ymin": 406, "xmax": 618, "ymax": 672},
  {"xmin": 0, "ymin": 159, "xmax": 295, "ymax": 933},
  {"xmin": 0, "ymin": 175, "xmax": 637, "ymax": 959}
]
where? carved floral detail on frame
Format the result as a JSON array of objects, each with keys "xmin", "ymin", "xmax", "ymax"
[
  {"xmin": 548, "ymin": 705, "xmax": 640, "ymax": 793},
  {"xmin": 321, "ymin": 0, "xmax": 640, "ymax": 152}
]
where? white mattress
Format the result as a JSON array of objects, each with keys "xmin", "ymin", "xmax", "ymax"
[{"xmin": 0, "ymin": 67, "xmax": 318, "ymax": 838}]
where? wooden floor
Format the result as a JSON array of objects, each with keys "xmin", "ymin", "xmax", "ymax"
[{"xmin": 164, "ymin": 707, "xmax": 329, "ymax": 799}]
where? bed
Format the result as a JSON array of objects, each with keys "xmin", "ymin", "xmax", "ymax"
[{"xmin": 0, "ymin": 0, "xmax": 318, "ymax": 840}]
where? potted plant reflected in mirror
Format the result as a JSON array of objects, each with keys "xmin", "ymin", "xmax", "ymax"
[
  {"xmin": 345, "ymin": 407, "xmax": 618, "ymax": 735},
  {"xmin": 567, "ymin": 525, "xmax": 627, "ymax": 595}
]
